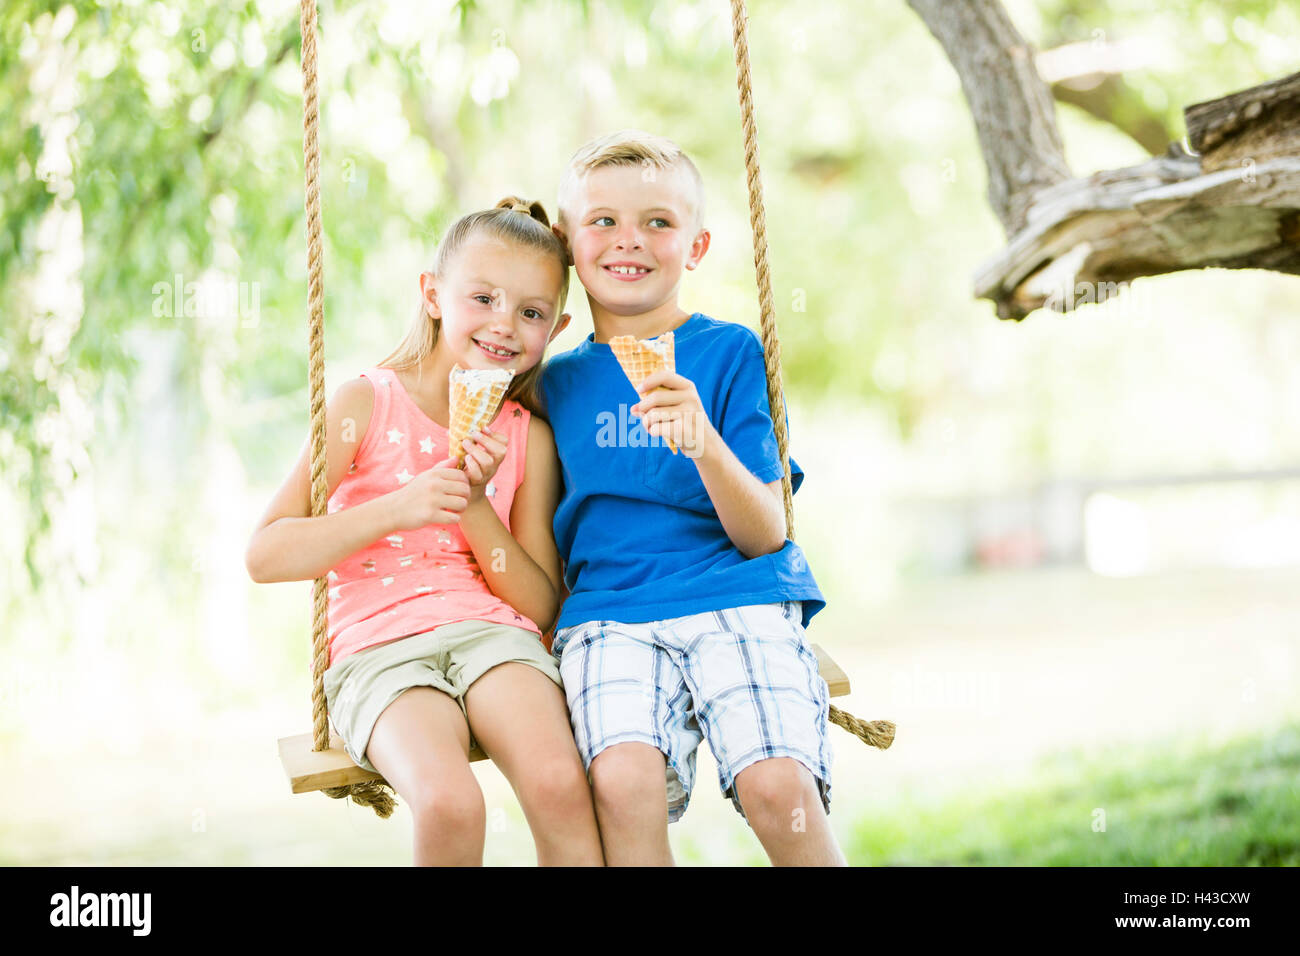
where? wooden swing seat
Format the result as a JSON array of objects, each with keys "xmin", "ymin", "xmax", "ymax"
[{"xmin": 278, "ymin": 643, "xmax": 851, "ymax": 794}]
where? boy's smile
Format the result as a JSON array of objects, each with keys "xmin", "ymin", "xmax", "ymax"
[
  {"xmin": 603, "ymin": 261, "xmax": 653, "ymax": 280},
  {"xmin": 561, "ymin": 164, "xmax": 709, "ymax": 334}
]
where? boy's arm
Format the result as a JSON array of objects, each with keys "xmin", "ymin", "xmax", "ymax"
[
  {"xmin": 632, "ymin": 370, "xmax": 787, "ymax": 559},
  {"xmin": 694, "ymin": 429, "xmax": 787, "ymax": 557}
]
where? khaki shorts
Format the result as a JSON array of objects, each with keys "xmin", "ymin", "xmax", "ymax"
[{"xmin": 323, "ymin": 620, "xmax": 562, "ymax": 773}]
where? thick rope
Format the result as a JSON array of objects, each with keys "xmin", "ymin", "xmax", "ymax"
[
  {"xmin": 729, "ymin": 0, "xmax": 893, "ymax": 750},
  {"xmin": 300, "ymin": 0, "xmax": 397, "ymax": 817},
  {"xmin": 728, "ymin": 0, "xmax": 795, "ymax": 542},
  {"xmin": 301, "ymin": 0, "xmax": 328, "ymax": 760},
  {"xmin": 829, "ymin": 705, "xmax": 896, "ymax": 750},
  {"xmin": 323, "ymin": 780, "xmax": 396, "ymax": 817}
]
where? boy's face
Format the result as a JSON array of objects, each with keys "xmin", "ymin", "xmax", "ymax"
[{"xmin": 560, "ymin": 164, "xmax": 709, "ymax": 319}]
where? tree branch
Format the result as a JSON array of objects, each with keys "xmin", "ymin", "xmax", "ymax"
[
  {"xmin": 1050, "ymin": 73, "xmax": 1174, "ymax": 156},
  {"xmin": 973, "ymin": 72, "xmax": 1300, "ymax": 319},
  {"xmin": 906, "ymin": 0, "xmax": 1300, "ymax": 320},
  {"xmin": 1036, "ymin": 37, "xmax": 1175, "ymax": 156},
  {"xmin": 1186, "ymin": 71, "xmax": 1300, "ymax": 172}
]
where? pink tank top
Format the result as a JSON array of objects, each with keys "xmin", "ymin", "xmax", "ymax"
[{"xmin": 324, "ymin": 367, "xmax": 538, "ymax": 667}]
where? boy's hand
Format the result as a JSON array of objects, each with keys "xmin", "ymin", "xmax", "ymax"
[
  {"xmin": 459, "ymin": 429, "xmax": 509, "ymax": 505},
  {"xmin": 630, "ymin": 370, "xmax": 714, "ymax": 459},
  {"xmin": 389, "ymin": 458, "xmax": 470, "ymax": 529}
]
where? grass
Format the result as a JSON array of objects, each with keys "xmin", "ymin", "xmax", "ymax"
[{"xmin": 848, "ymin": 721, "xmax": 1300, "ymax": 866}]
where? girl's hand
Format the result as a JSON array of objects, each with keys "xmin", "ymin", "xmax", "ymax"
[
  {"xmin": 630, "ymin": 370, "xmax": 714, "ymax": 459},
  {"xmin": 389, "ymin": 458, "xmax": 470, "ymax": 529},
  {"xmin": 460, "ymin": 429, "xmax": 509, "ymax": 504}
]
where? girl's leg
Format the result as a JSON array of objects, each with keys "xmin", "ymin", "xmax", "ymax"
[
  {"xmin": 365, "ymin": 686, "xmax": 485, "ymax": 866},
  {"xmin": 463, "ymin": 663, "xmax": 605, "ymax": 866}
]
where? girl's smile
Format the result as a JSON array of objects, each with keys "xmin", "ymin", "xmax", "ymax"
[{"xmin": 472, "ymin": 338, "xmax": 520, "ymax": 361}]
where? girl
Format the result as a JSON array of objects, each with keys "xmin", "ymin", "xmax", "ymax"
[{"xmin": 246, "ymin": 197, "xmax": 603, "ymax": 866}]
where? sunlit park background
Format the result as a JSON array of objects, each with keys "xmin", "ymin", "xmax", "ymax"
[{"xmin": 4, "ymin": 0, "xmax": 1299, "ymax": 866}]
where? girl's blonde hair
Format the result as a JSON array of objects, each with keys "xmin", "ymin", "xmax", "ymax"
[{"xmin": 378, "ymin": 196, "xmax": 570, "ymax": 418}]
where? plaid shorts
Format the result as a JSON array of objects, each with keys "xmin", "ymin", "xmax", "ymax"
[{"xmin": 550, "ymin": 601, "xmax": 832, "ymax": 824}]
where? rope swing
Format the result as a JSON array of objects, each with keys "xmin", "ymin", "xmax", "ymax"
[
  {"xmin": 284, "ymin": 0, "xmax": 894, "ymax": 820},
  {"xmin": 298, "ymin": 0, "xmax": 396, "ymax": 816}
]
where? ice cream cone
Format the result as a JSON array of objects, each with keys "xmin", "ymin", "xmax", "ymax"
[
  {"xmin": 448, "ymin": 364, "xmax": 514, "ymax": 462},
  {"xmin": 609, "ymin": 332, "xmax": 678, "ymax": 454}
]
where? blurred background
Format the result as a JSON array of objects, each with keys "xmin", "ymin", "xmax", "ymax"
[{"xmin": 3, "ymin": 0, "xmax": 1298, "ymax": 865}]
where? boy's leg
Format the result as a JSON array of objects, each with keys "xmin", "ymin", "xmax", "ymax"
[
  {"xmin": 732, "ymin": 758, "xmax": 846, "ymax": 866},
  {"xmin": 589, "ymin": 742, "xmax": 674, "ymax": 866},
  {"xmin": 552, "ymin": 620, "xmax": 703, "ymax": 867},
  {"xmin": 463, "ymin": 661, "xmax": 605, "ymax": 866},
  {"xmin": 667, "ymin": 602, "xmax": 844, "ymax": 866},
  {"xmin": 365, "ymin": 686, "xmax": 484, "ymax": 867}
]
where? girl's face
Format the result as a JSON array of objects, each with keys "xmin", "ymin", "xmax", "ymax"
[{"xmin": 421, "ymin": 235, "xmax": 569, "ymax": 374}]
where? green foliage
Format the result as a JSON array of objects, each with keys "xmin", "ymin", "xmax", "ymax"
[{"xmin": 3, "ymin": 0, "xmax": 1298, "ymax": 605}]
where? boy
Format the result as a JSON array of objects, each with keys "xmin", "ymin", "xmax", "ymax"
[{"xmin": 542, "ymin": 130, "xmax": 843, "ymax": 866}]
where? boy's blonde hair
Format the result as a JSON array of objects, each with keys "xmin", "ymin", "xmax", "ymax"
[
  {"xmin": 557, "ymin": 129, "xmax": 705, "ymax": 231},
  {"xmin": 379, "ymin": 196, "xmax": 568, "ymax": 418}
]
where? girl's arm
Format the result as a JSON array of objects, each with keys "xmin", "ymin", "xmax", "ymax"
[
  {"xmin": 457, "ymin": 416, "xmax": 563, "ymax": 631},
  {"xmin": 245, "ymin": 377, "xmax": 469, "ymax": 583}
]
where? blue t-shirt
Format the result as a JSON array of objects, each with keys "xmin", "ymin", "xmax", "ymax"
[{"xmin": 541, "ymin": 312, "xmax": 825, "ymax": 630}]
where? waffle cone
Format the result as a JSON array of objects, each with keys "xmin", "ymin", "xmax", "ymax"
[
  {"xmin": 609, "ymin": 332, "xmax": 678, "ymax": 454},
  {"xmin": 448, "ymin": 364, "xmax": 514, "ymax": 461}
]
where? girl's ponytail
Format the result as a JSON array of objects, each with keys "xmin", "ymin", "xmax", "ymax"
[{"xmin": 494, "ymin": 195, "xmax": 552, "ymax": 228}]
